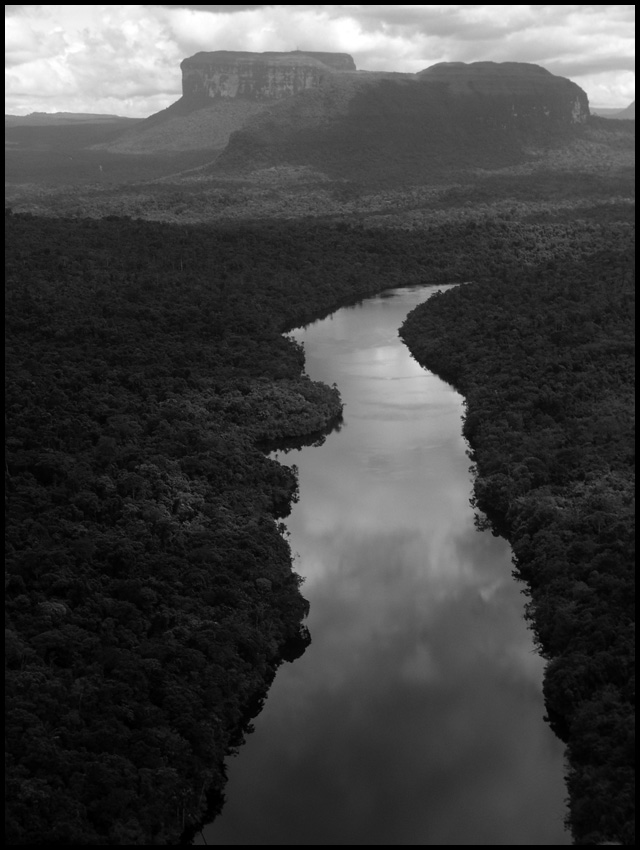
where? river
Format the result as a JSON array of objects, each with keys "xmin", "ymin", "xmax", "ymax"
[{"xmin": 196, "ymin": 284, "xmax": 570, "ymax": 846}]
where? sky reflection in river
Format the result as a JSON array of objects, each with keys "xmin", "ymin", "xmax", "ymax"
[{"xmin": 198, "ymin": 286, "xmax": 569, "ymax": 846}]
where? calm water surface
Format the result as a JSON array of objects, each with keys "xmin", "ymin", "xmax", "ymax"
[{"xmin": 197, "ymin": 285, "xmax": 569, "ymax": 846}]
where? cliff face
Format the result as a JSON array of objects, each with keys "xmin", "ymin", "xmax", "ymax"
[
  {"xmin": 213, "ymin": 61, "xmax": 593, "ymax": 184},
  {"xmin": 181, "ymin": 50, "xmax": 356, "ymax": 101},
  {"xmin": 418, "ymin": 62, "xmax": 590, "ymax": 124}
]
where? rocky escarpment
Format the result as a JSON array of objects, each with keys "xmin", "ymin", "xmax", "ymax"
[
  {"xmin": 93, "ymin": 50, "xmax": 357, "ymax": 154},
  {"xmin": 213, "ymin": 61, "xmax": 592, "ymax": 183},
  {"xmin": 90, "ymin": 58, "xmax": 592, "ymax": 169},
  {"xmin": 181, "ymin": 50, "xmax": 356, "ymax": 101},
  {"xmin": 419, "ymin": 62, "xmax": 590, "ymax": 125}
]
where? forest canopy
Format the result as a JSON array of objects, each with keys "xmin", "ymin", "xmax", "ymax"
[{"xmin": 5, "ymin": 209, "xmax": 634, "ymax": 844}]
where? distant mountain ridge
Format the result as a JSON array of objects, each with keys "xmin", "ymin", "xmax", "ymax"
[
  {"xmin": 5, "ymin": 112, "xmax": 140, "ymax": 127},
  {"xmin": 617, "ymin": 101, "xmax": 635, "ymax": 119},
  {"xmin": 592, "ymin": 101, "xmax": 635, "ymax": 120}
]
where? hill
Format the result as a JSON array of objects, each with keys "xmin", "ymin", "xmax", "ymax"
[
  {"xmin": 5, "ymin": 112, "xmax": 139, "ymax": 128},
  {"xmin": 91, "ymin": 99, "xmax": 268, "ymax": 155},
  {"xmin": 616, "ymin": 101, "xmax": 635, "ymax": 119},
  {"xmin": 592, "ymin": 101, "xmax": 635, "ymax": 120},
  {"xmin": 211, "ymin": 61, "xmax": 589, "ymax": 185}
]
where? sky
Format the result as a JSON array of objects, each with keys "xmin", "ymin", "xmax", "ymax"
[{"xmin": 5, "ymin": 4, "xmax": 636, "ymax": 117}]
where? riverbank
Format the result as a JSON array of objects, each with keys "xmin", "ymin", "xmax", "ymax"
[{"xmin": 399, "ymin": 240, "xmax": 635, "ymax": 846}]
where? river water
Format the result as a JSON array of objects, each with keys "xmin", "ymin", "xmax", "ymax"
[{"xmin": 197, "ymin": 285, "xmax": 569, "ymax": 846}]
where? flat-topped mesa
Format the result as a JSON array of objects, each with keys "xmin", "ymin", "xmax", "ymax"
[
  {"xmin": 181, "ymin": 50, "xmax": 357, "ymax": 101},
  {"xmin": 418, "ymin": 61, "xmax": 590, "ymax": 123}
]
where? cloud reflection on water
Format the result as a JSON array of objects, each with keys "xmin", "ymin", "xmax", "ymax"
[{"xmin": 201, "ymin": 286, "xmax": 568, "ymax": 846}]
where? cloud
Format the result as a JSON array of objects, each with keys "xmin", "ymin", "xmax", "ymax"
[
  {"xmin": 5, "ymin": 14, "xmax": 68, "ymax": 68},
  {"xmin": 165, "ymin": 5, "xmax": 369, "ymax": 57},
  {"xmin": 5, "ymin": 5, "xmax": 185, "ymax": 115},
  {"xmin": 159, "ymin": 4, "xmax": 271, "ymax": 11},
  {"xmin": 546, "ymin": 54, "xmax": 636, "ymax": 76},
  {"xmin": 4, "ymin": 4, "xmax": 635, "ymax": 116}
]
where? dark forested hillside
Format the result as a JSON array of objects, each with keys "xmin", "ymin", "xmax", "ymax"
[
  {"xmin": 5, "ymin": 210, "xmax": 633, "ymax": 844},
  {"xmin": 400, "ymin": 237, "xmax": 635, "ymax": 846}
]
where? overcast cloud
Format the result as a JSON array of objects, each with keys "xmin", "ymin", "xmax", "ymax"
[{"xmin": 5, "ymin": 4, "xmax": 635, "ymax": 116}]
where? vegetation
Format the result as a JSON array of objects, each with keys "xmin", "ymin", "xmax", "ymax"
[
  {"xmin": 400, "ymin": 231, "xmax": 635, "ymax": 845},
  {"xmin": 4, "ymin": 121, "xmax": 216, "ymax": 187},
  {"xmin": 6, "ymin": 114, "xmax": 633, "ymax": 228},
  {"xmin": 3, "ymin": 212, "xmax": 474, "ymax": 845},
  {"xmin": 5, "ymin": 208, "xmax": 634, "ymax": 844}
]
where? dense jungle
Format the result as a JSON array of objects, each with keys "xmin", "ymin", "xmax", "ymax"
[{"xmin": 4, "ymin": 193, "xmax": 634, "ymax": 845}]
